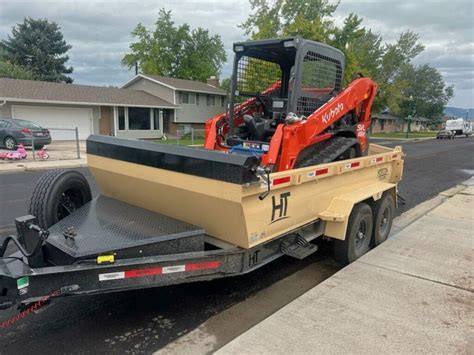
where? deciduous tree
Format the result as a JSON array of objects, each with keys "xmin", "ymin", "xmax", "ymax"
[{"xmin": 122, "ymin": 9, "xmax": 227, "ymax": 82}]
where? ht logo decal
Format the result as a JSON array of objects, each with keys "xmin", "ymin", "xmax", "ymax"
[{"xmin": 270, "ymin": 192, "xmax": 291, "ymax": 224}]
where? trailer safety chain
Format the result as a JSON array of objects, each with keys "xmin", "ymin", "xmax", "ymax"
[{"xmin": 0, "ymin": 289, "xmax": 61, "ymax": 330}]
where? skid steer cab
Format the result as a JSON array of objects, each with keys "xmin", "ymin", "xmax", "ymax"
[{"xmin": 205, "ymin": 37, "xmax": 378, "ymax": 173}]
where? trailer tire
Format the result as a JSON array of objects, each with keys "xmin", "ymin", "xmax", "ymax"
[
  {"xmin": 333, "ymin": 203, "xmax": 373, "ymax": 265},
  {"xmin": 372, "ymin": 193, "xmax": 395, "ymax": 246},
  {"xmin": 29, "ymin": 169, "xmax": 92, "ymax": 229}
]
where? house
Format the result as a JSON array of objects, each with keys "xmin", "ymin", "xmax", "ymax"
[
  {"xmin": 371, "ymin": 112, "xmax": 430, "ymax": 133},
  {"xmin": 408, "ymin": 117, "xmax": 429, "ymax": 132},
  {"xmin": 0, "ymin": 78, "xmax": 177, "ymax": 140},
  {"xmin": 121, "ymin": 74, "xmax": 227, "ymax": 135},
  {"xmin": 0, "ymin": 75, "xmax": 227, "ymax": 141},
  {"xmin": 371, "ymin": 112, "xmax": 404, "ymax": 133}
]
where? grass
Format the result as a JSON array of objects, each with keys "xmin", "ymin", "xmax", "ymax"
[
  {"xmin": 153, "ymin": 138, "xmax": 205, "ymax": 146},
  {"xmin": 370, "ymin": 131, "xmax": 437, "ymax": 139}
]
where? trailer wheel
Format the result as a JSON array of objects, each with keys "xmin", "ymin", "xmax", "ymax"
[
  {"xmin": 29, "ymin": 169, "xmax": 92, "ymax": 229},
  {"xmin": 333, "ymin": 203, "xmax": 373, "ymax": 265},
  {"xmin": 372, "ymin": 193, "xmax": 395, "ymax": 246}
]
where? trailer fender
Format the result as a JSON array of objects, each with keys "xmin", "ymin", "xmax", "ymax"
[{"xmin": 319, "ymin": 182, "xmax": 396, "ymax": 240}]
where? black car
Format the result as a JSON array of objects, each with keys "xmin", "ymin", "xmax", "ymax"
[{"xmin": 0, "ymin": 118, "xmax": 52, "ymax": 150}]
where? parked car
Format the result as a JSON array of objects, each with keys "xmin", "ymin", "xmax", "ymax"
[
  {"xmin": 436, "ymin": 129, "xmax": 455, "ymax": 139},
  {"xmin": 0, "ymin": 118, "xmax": 52, "ymax": 150}
]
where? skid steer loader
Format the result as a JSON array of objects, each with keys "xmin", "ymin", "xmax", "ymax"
[{"xmin": 205, "ymin": 37, "xmax": 378, "ymax": 174}]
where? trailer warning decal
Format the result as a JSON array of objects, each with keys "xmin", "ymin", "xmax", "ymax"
[{"xmin": 98, "ymin": 261, "xmax": 220, "ymax": 282}]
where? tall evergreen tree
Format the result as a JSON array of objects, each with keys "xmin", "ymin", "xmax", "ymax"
[{"xmin": 1, "ymin": 18, "xmax": 73, "ymax": 83}]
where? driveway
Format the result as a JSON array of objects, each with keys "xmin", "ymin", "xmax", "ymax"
[{"xmin": 0, "ymin": 140, "xmax": 86, "ymax": 163}]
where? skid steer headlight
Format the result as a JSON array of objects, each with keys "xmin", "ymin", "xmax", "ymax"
[
  {"xmin": 284, "ymin": 40, "xmax": 295, "ymax": 48},
  {"xmin": 235, "ymin": 45, "xmax": 244, "ymax": 52}
]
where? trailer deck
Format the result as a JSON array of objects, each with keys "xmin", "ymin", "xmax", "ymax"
[{"xmin": 45, "ymin": 196, "xmax": 206, "ymax": 265}]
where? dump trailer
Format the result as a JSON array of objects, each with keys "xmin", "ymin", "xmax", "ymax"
[
  {"xmin": 0, "ymin": 37, "xmax": 403, "ymax": 312},
  {"xmin": 0, "ymin": 136, "xmax": 403, "ymax": 310}
]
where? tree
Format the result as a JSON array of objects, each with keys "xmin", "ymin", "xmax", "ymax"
[
  {"xmin": 399, "ymin": 64, "xmax": 454, "ymax": 120},
  {"xmin": 241, "ymin": 0, "xmax": 337, "ymax": 41},
  {"xmin": 0, "ymin": 60, "xmax": 35, "ymax": 80},
  {"xmin": 241, "ymin": 0, "xmax": 454, "ymax": 117},
  {"xmin": 0, "ymin": 18, "xmax": 73, "ymax": 83},
  {"xmin": 122, "ymin": 9, "xmax": 227, "ymax": 82}
]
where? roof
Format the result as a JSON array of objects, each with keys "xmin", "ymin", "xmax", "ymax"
[
  {"xmin": 0, "ymin": 78, "xmax": 177, "ymax": 108},
  {"xmin": 414, "ymin": 117, "xmax": 429, "ymax": 122},
  {"xmin": 121, "ymin": 74, "xmax": 227, "ymax": 96},
  {"xmin": 372, "ymin": 112, "xmax": 403, "ymax": 121}
]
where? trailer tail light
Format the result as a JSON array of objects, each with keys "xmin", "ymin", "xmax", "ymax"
[
  {"xmin": 316, "ymin": 168, "xmax": 329, "ymax": 176},
  {"xmin": 98, "ymin": 261, "xmax": 220, "ymax": 281},
  {"xmin": 20, "ymin": 128, "xmax": 31, "ymax": 134},
  {"xmin": 272, "ymin": 176, "xmax": 291, "ymax": 186},
  {"xmin": 350, "ymin": 162, "xmax": 360, "ymax": 168},
  {"xmin": 376, "ymin": 157, "xmax": 383, "ymax": 162}
]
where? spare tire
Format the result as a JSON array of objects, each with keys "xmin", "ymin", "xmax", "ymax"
[{"xmin": 29, "ymin": 169, "xmax": 92, "ymax": 229}]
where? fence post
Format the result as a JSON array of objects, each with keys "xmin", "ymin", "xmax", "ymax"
[
  {"xmin": 176, "ymin": 130, "xmax": 180, "ymax": 145},
  {"xmin": 75, "ymin": 127, "xmax": 80, "ymax": 159},
  {"xmin": 191, "ymin": 128, "xmax": 194, "ymax": 145},
  {"xmin": 31, "ymin": 137, "xmax": 36, "ymax": 161}
]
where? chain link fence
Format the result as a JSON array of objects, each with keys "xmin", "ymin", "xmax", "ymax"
[{"xmin": 173, "ymin": 128, "xmax": 206, "ymax": 146}]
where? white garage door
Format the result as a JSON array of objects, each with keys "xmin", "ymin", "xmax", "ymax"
[{"xmin": 12, "ymin": 105, "xmax": 93, "ymax": 140}]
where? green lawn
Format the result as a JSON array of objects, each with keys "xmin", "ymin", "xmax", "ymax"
[
  {"xmin": 153, "ymin": 138, "xmax": 205, "ymax": 146},
  {"xmin": 371, "ymin": 131, "xmax": 437, "ymax": 139}
]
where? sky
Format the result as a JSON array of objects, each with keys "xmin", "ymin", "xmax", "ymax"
[{"xmin": 0, "ymin": 0, "xmax": 472, "ymax": 108}]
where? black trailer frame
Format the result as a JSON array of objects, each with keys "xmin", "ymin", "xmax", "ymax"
[{"xmin": 0, "ymin": 211, "xmax": 323, "ymax": 310}]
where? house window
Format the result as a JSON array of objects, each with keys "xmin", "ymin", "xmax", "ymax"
[
  {"xmin": 220, "ymin": 96, "xmax": 225, "ymax": 107},
  {"xmin": 207, "ymin": 95, "xmax": 215, "ymax": 106},
  {"xmin": 179, "ymin": 92, "xmax": 196, "ymax": 104},
  {"xmin": 128, "ymin": 107, "xmax": 151, "ymax": 130},
  {"xmin": 153, "ymin": 108, "xmax": 161, "ymax": 130},
  {"xmin": 118, "ymin": 107, "xmax": 126, "ymax": 130},
  {"xmin": 196, "ymin": 94, "xmax": 200, "ymax": 105}
]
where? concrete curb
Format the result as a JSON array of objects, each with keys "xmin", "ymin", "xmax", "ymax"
[{"xmin": 370, "ymin": 136, "xmax": 436, "ymax": 141}]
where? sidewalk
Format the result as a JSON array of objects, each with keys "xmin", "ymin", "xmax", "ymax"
[
  {"xmin": 218, "ymin": 181, "xmax": 473, "ymax": 354},
  {"xmin": 0, "ymin": 157, "xmax": 87, "ymax": 174}
]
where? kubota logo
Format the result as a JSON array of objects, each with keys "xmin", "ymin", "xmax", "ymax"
[{"xmin": 321, "ymin": 103, "xmax": 344, "ymax": 124}]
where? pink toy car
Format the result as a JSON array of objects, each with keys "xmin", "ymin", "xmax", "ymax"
[{"xmin": 5, "ymin": 144, "xmax": 27, "ymax": 160}]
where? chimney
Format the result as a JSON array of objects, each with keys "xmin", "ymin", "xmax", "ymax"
[{"xmin": 207, "ymin": 76, "xmax": 219, "ymax": 88}]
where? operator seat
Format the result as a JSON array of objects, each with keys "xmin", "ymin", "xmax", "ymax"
[{"xmin": 243, "ymin": 115, "xmax": 266, "ymax": 141}]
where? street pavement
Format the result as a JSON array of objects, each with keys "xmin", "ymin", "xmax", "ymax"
[{"xmin": 0, "ymin": 136, "xmax": 473, "ymax": 353}]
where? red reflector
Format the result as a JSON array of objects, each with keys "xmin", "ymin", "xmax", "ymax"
[
  {"xmin": 185, "ymin": 261, "xmax": 220, "ymax": 272},
  {"xmin": 125, "ymin": 267, "xmax": 162, "ymax": 279},
  {"xmin": 273, "ymin": 176, "xmax": 291, "ymax": 185},
  {"xmin": 351, "ymin": 162, "xmax": 360, "ymax": 168},
  {"xmin": 315, "ymin": 168, "xmax": 329, "ymax": 176},
  {"xmin": 376, "ymin": 157, "xmax": 383, "ymax": 162}
]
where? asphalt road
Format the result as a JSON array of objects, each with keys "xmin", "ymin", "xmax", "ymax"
[{"xmin": 0, "ymin": 136, "xmax": 473, "ymax": 354}]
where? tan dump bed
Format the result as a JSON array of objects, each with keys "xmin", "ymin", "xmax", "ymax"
[{"xmin": 88, "ymin": 144, "xmax": 403, "ymax": 249}]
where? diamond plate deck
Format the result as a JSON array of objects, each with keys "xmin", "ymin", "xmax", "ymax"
[{"xmin": 45, "ymin": 196, "xmax": 205, "ymax": 264}]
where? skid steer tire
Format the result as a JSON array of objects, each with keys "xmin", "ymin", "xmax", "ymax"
[
  {"xmin": 372, "ymin": 193, "xmax": 395, "ymax": 246},
  {"xmin": 333, "ymin": 203, "xmax": 373, "ymax": 265},
  {"xmin": 29, "ymin": 169, "xmax": 92, "ymax": 229}
]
